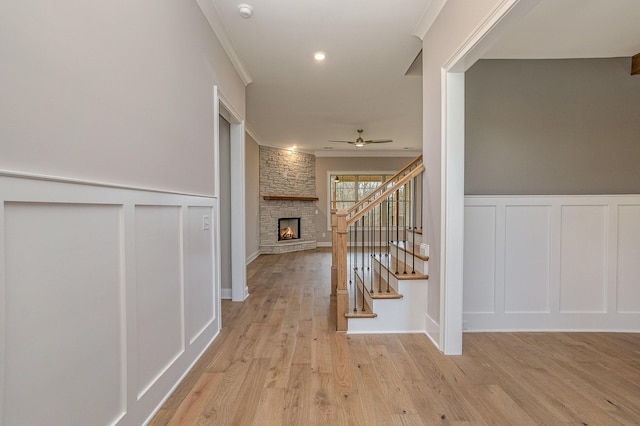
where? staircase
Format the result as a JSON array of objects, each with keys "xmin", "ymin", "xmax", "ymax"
[{"xmin": 330, "ymin": 155, "xmax": 428, "ymax": 332}]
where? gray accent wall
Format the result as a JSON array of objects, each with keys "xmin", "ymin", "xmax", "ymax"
[{"xmin": 465, "ymin": 57, "xmax": 640, "ymax": 195}]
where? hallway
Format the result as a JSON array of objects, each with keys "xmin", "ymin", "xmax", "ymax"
[{"xmin": 150, "ymin": 249, "xmax": 640, "ymax": 425}]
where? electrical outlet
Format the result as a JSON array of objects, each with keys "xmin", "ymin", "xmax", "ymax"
[
  {"xmin": 322, "ymin": 232, "xmax": 326, "ymax": 237},
  {"xmin": 202, "ymin": 215, "xmax": 210, "ymax": 230}
]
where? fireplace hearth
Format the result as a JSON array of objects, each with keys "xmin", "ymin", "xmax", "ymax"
[{"xmin": 278, "ymin": 217, "xmax": 301, "ymax": 241}]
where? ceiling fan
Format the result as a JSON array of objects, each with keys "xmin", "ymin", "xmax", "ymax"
[{"xmin": 329, "ymin": 129, "xmax": 393, "ymax": 148}]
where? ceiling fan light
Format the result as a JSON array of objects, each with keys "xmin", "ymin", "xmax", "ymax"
[{"xmin": 355, "ymin": 142, "xmax": 365, "ymax": 147}]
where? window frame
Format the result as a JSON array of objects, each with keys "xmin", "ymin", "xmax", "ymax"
[{"xmin": 326, "ymin": 170, "xmax": 398, "ymax": 231}]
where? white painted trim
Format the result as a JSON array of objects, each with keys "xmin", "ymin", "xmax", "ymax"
[
  {"xmin": 412, "ymin": 0, "xmax": 448, "ymax": 40},
  {"xmin": 0, "ymin": 169, "xmax": 214, "ymax": 198},
  {"xmin": 0, "ymin": 190, "xmax": 5, "ymax": 418},
  {"xmin": 464, "ymin": 194, "xmax": 640, "ymax": 331},
  {"xmin": 439, "ymin": 71, "xmax": 465, "ymax": 355},
  {"xmin": 221, "ymin": 288, "xmax": 232, "ymax": 300},
  {"xmin": 434, "ymin": 0, "xmax": 542, "ymax": 355},
  {"xmin": 195, "ymin": 0, "xmax": 253, "ymax": 86},
  {"xmin": 144, "ymin": 329, "xmax": 220, "ymax": 425},
  {"xmin": 1, "ymin": 174, "xmax": 220, "ymax": 425},
  {"xmin": 443, "ymin": 0, "xmax": 542, "ymax": 73},
  {"xmin": 347, "ymin": 329, "xmax": 427, "ymax": 335},
  {"xmin": 215, "ymin": 88, "xmax": 249, "ymax": 302},
  {"xmin": 424, "ymin": 313, "xmax": 441, "ymax": 347},
  {"xmin": 246, "ymin": 250, "xmax": 260, "ymax": 265}
]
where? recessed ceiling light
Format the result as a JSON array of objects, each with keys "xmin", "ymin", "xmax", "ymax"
[
  {"xmin": 314, "ymin": 52, "xmax": 326, "ymax": 61},
  {"xmin": 238, "ymin": 4, "xmax": 253, "ymax": 19}
]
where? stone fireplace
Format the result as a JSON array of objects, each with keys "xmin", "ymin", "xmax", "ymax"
[{"xmin": 259, "ymin": 146, "xmax": 317, "ymax": 254}]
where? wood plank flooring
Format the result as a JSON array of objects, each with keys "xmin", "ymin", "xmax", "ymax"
[{"xmin": 150, "ymin": 248, "xmax": 640, "ymax": 425}]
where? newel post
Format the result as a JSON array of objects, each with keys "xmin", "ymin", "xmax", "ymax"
[
  {"xmin": 335, "ymin": 209, "xmax": 349, "ymax": 332},
  {"xmin": 330, "ymin": 209, "xmax": 337, "ymax": 296}
]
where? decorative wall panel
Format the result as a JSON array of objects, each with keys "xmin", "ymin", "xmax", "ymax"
[
  {"xmin": 504, "ymin": 205, "xmax": 551, "ymax": 313},
  {"xmin": 464, "ymin": 195, "xmax": 640, "ymax": 331},
  {"xmin": 3, "ymin": 202, "xmax": 124, "ymax": 425},
  {"xmin": 0, "ymin": 174, "xmax": 219, "ymax": 425},
  {"xmin": 463, "ymin": 205, "xmax": 496, "ymax": 313},
  {"xmin": 135, "ymin": 205, "xmax": 184, "ymax": 398},
  {"xmin": 186, "ymin": 206, "xmax": 215, "ymax": 343},
  {"xmin": 617, "ymin": 205, "xmax": 640, "ymax": 313},
  {"xmin": 559, "ymin": 205, "xmax": 607, "ymax": 313}
]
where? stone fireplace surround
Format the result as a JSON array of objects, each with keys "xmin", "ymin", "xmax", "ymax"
[{"xmin": 259, "ymin": 146, "xmax": 317, "ymax": 254}]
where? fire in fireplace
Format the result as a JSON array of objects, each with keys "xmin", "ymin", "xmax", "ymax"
[{"xmin": 278, "ymin": 217, "xmax": 301, "ymax": 241}]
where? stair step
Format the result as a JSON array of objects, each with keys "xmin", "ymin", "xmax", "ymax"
[
  {"xmin": 345, "ymin": 310, "xmax": 377, "ymax": 319},
  {"xmin": 389, "ymin": 240, "xmax": 429, "ymax": 261},
  {"xmin": 356, "ymin": 267, "xmax": 403, "ymax": 299},
  {"xmin": 373, "ymin": 254, "xmax": 429, "ymax": 280},
  {"xmin": 345, "ymin": 274, "xmax": 377, "ymax": 319}
]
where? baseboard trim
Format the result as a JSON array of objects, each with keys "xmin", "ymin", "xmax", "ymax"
[
  {"xmin": 144, "ymin": 328, "xmax": 221, "ymax": 425},
  {"xmin": 221, "ymin": 288, "xmax": 232, "ymax": 300},
  {"xmin": 425, "ymin": 314, "xmax": 441, "ymax": 351},
  {"xmin": 246, "ymin": 250, "xmax": 260, "ymax": 265}
]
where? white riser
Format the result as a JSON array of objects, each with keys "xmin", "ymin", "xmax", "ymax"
[{"xmin": 347, "ymin": 278, "xmax": 428, "ymax": 333}]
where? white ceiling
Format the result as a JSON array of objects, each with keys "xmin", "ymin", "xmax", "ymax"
[
  {"xmin": 485, "ymin": 0, "xmax": 640, "ymax": 59},
  {"xmin": 202, "ymin": 0, "xmax": 640, "ymax": 155}
]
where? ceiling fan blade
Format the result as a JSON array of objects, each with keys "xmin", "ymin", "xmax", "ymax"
[
  {"xmin": 365, "ymin": 139, "xmax": 393, "ymax": 144},
  {"xmin": 328, "ymin": 140, "xmax": 353, "ymax": 144}
]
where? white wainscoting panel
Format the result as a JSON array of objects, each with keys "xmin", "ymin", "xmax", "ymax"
[
  {"xmin": 185, "ymin": 206, "xmax": 215, "ymax": 344},
  {"xmin": 3, "ymin": 202, "xmax": 125, "ymax": 426},
  {"xmin": 559, "ymin": 205, "xmax": 607, "ymax": 313},
  {"xmin": 0, "ymin": 173, "xmax": 220, "ymax": 426},
  {"xmin": 135, "ymin": 205, "xmax": 184, "ymax": 399},
  {"xmin": 463, "ymin": 206, "xmax": 496, "ymax": 313},
  {"xmin": 617, "ymin": 205, "xmax": 640, "ymax": 313},
  {"xmin": 504, "ymin": 205, "xmax": 551, "ymax": 313},
  {"xmin": 464, "ymin": 195, "xmax": 640, "ymax": 332}
]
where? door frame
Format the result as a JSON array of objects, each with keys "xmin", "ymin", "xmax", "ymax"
[{"xmin": 214, "ymin": 86, "xmax": 248, "ymax": 302}]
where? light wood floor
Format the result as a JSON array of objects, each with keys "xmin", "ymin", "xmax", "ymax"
[{"xmin": 150, "ymin": 248, "xmax": 640, "ymax": 425}]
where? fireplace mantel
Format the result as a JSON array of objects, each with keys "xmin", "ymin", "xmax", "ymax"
[{"xmin": 263, "ymin": 195, "xmax": 319, "ymax": 201}]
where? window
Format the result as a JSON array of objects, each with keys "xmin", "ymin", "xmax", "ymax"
[
  {"xmin": 328, "ymin": 173, "xmax": 413, "ymax": 230},
  {"xmin": 330, "ymin": 174, "xmax": 388, "ymax": 210}
]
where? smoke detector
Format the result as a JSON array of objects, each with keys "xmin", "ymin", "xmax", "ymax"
[{"xmin": 238, "ymin": 4, "xmax": 253, "ymax": 19}]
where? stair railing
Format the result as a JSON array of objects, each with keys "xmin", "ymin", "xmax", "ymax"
[{"xmin": 331, "ymin": 155, "xmax": 424, "ymax": 331}]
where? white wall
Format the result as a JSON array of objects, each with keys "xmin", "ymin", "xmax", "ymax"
[
  {"xmin": 0, "ymin": 175, "xmax": 219, "ymax": 425},
  {"xmin": 0, "ymin": 0, "xmax": 245, "ymax": 423},
  {"xmin": 421, "ymin": 0, "xmax": 504, "ymax": 351},
  {"xmin": 464, "ymin": 195, "xmax": 640, "ymax": 331},
  {"xmin": 0, "ymin": 0, "xmax": 245, "ymax": 194}
]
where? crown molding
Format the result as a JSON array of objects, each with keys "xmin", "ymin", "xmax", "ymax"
[
  {"xmin": 413, "ymin": 0, "xmax": 448, "ymax": 40},
  {"xmin": 196, "ymin": 0, "xmax": 253, "ymax": 86}
]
